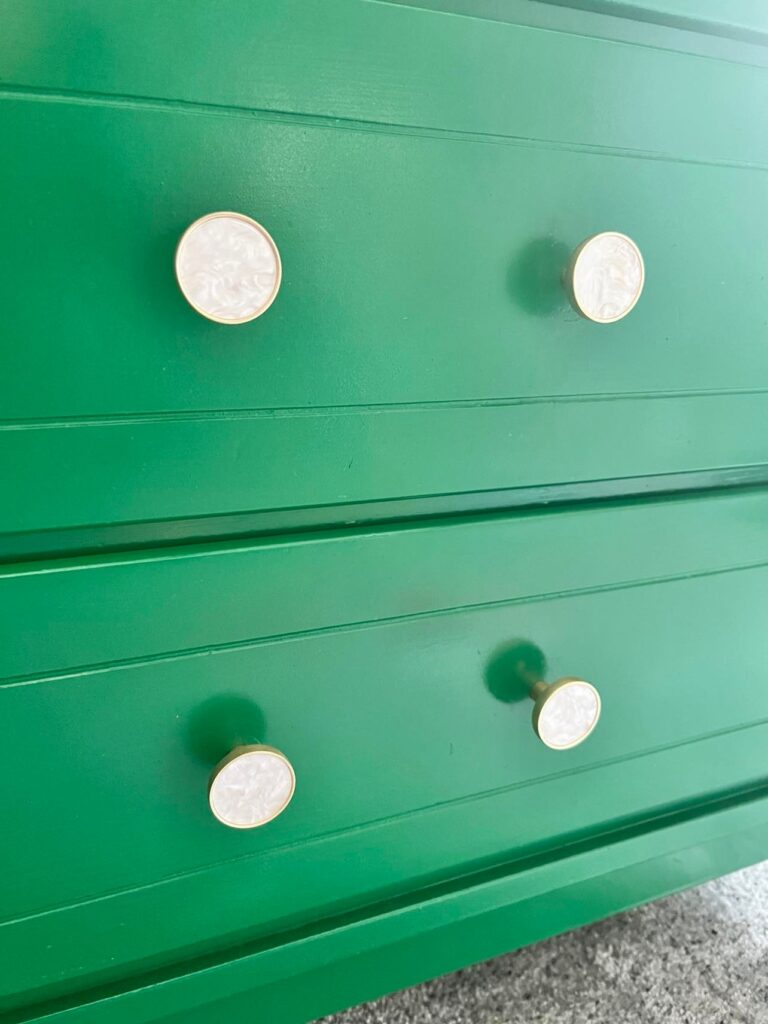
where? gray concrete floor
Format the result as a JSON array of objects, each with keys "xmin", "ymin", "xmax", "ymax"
[{"xmin": 321, "ymin": 860, "xmax": 768, "ymax": 1023}]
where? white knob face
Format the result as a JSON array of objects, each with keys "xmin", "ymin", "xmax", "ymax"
[
  {"xmin": 568, "ymin": 232, "xmax": 644, "ymax": 323},
  {"xmin": 175, "ymin": 212, "xmax": 281, "ymax": 324},
  {"xmin": 534, "ymin": 679, "xmax": 601, "ymax": 750},
  {"xmin": 209, "ymin": 745, "xmax": 295, "ymax": 828}
]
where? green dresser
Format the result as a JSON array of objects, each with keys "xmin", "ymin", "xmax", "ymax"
[{"xmin": 3, "ymin": 2, "xmax": 768, "ymax": 1022}]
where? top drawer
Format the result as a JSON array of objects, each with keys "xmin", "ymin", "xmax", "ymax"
[{"xmin": 3, "ymin": 1, "xmax": 768, "ymax": 542}]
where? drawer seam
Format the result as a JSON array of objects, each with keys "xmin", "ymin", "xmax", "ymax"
[{"xmin": 4, "ymin": 557, "xmax": 768, "ymax": 690}]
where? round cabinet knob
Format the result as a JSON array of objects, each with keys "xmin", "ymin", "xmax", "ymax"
[
  {"xmin": 175, "ymin": 211, "xmax": 282, "ymax": 324},
  {"xmin": 565, "ymin": 232, "xmax": 644, "ymax": 323},
  {"xmin": 209, "ymin": 745, "xmax": 295, "ymax": 829},
  {"xmin": 530, "ymin": 678, "xmax": 601, "ymax": 750}
]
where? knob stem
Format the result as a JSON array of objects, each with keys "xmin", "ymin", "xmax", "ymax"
[{"xmin": 530, "ymin": 680, "xmax": 550, "ymax": 702}]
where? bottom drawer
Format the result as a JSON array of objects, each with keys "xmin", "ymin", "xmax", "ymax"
[{"xmin": 2, "ymin": 489, "xmax": 768, "ymax": 1015}]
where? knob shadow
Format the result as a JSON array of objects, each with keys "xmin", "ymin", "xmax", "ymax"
[
  {"xmin": 508, "ymin": 236, "xmax": 571, "ymax": 317},
  {"xmin": 485, "ymin": 639, "xmax": 547, "ymax": 704},
  {"xmin": 185, "ymin": 693, "xmax": 266, "ymax": 766}
]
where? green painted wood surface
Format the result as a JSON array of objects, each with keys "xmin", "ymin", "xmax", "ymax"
[
  {"xmin": 394, "ymin": 1, "xmax": 768, "ymax": 59},
  {"xmin": 4, "ymin": 0, "xmax": 768, "ymax": 160},
  {"xmin": 529, "ymin": 0, "xmax": 768, "ymax": 41},
  {"xmin": 11, "ymin": 788, "xmax": 768, "ymax": 1024},
  {"xmin": 3, "ymin": 3, "xmax": 768, "ymax": 1023},
  {"xmin": 2, "ymin": 490, "xmax": 768, "ymax": 1014},
  {"xmin": 540, "ymin": 0, "xmax": 768, "ymax": 38},
  {"xmin": 4, "ymin": 488, "xmax": 768, "ymax": 682},
  {"xmin": 3, "ymin": 1, "xmax": 768, "ymax": 542}
]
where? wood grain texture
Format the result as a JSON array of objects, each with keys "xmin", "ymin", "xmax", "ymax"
[{"xmin": 3, "ymin": 0, "xmax": 768, "ymax": 160}]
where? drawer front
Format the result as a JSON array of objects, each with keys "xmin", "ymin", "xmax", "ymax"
[
  {"xmin": 2, "ymin": 490, "xmax": 768, "ymax": 1009},
  {"xmin": 3, "ymin": 4, "xmax": 768, "ymax": 542}
]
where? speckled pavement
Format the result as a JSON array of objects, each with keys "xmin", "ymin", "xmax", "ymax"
[{"xmin": 319, "ymin": 860, "xmax": 768, "ymax": 1024}]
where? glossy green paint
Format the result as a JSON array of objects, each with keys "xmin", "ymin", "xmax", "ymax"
[
  {"xmin": 3, "ymin": 3, "xmax": 768, "ymax": 1023},
  {"xmin": 4, "ymin": 487, "xmax": 768, "ymax": 682},
  {"xmin": 4, "ymin": 0, "xmax": 768, "ymax": 159},
  {"xmin": 413, "ymin": 0, "xmax": 768, "ymax": 47},
  {"xmin": 11, "ymin": 789, "xmax": 768, "ymax": 1024},
  {"xmin": 3, "ymin": 490, "xmax": 768, "ymax": 1016},
  {"xmin": 544, "ymin": 0, "xmax": 768, "ymax": 38},
  {"xmin": 3, "ymin": 1, "xmax": 768, "ymax": 539}
]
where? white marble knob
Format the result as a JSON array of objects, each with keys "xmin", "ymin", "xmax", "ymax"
[
  {"xmin": 175, "ymin": 211, "xmax": 282, "ymax": 324},
  {"xmin": 531, "ymin": 678, "xmax": 601, "ymax": 750},
  {"xmin": 209, "ymin": 745, "xmax": 295, "ymax": 828},
  {"xmin": 565, "ymin": 232, "xmax": 644, "ymax": 323}
]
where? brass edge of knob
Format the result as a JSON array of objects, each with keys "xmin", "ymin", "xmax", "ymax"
[{"xmin": 530, "ymin": 677, "xmax": 602, "ymax": 751}]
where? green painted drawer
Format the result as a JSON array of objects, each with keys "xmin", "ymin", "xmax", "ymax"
[
  {"xmin": 3, "ymin": 1, "xmax": 768, "ymax": 546},
  {"xmin": 4, "ymin": 4, "xmax": 768, "ymax": 1023},
  {"xmin": 2, "ymin": 489, "xmax": 768, "ymax": 1015}
]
